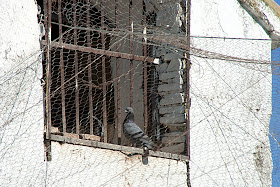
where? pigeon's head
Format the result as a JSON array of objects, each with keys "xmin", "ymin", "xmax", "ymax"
[{"xmin": 125, "ymin": 107, "xmax": 134, "ymax": 114}]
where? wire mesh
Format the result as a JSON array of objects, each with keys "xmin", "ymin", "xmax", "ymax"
[
  {"xmin": 1, "ymin": 0, "xmax": 280, "ymax": 186},
  {"xmin": 41, "ymin": 0, "xmax": 190, "ymax": 155}
]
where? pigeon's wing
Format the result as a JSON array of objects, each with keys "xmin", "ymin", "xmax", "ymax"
[
  {"xmin": 124, "ymin": 122, "xmax": 154, "ymax": 149},
  {"xmin": 123, "ymin": 122, "xmax": 144, "ymax": 138}
]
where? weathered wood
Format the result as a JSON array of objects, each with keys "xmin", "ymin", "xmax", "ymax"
[
  {"xmin": 44, "ymin": 139, "xmax": 52, "ymax": 161},
  {"xmin": 185, "ymin": 0, "xmax": 191, "ymax": 160},
  {"xmin": 45, "ymin": 0, "xmax": 52, "ymax": 141},
  {"xmin": 81, "ymin": 134, "xmax": 101, "ymax": 141},
  {"xmin": 50, "ymin": 134, "xmax": 189, "ymax": 161}
]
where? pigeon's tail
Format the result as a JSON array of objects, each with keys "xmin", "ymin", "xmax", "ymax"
[
  {"xmin": 130, "ymin": 131, "xmax": 154, "ymax": 150},
  {"xmin": 142, "ymin": 146, "xmax": 149, "ymax": 165},
  {"xmin": 139, "ymin": 135, "xmax": 154, "ymax": 150}
]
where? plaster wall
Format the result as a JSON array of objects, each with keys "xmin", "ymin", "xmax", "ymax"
[
  {"xmin": 0, "ymin": 1, "xmax": 189, "ymax": 186},
  {"xmin": 46, "ymin": 142, "xmax": 188, "ymax": 186},
  {"xmin": 0, "ymin": 0, "xmax": 275, "ymax": 186},
  {"xmin": 0, "ymin": 0, "xmax": 45, "ymax": 186},
  {"xmin": 190, "ymin": 0, "xmax": 272, "ymax": 186}
]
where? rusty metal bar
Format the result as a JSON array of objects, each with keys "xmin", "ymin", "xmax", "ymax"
[
  {"xmin": 184, "ymin": 1, "xmax": 191, "ymax": 185},
  {"xmin": 42, "ymin": 40, "xmax": 154, "ymax": 63},
  {"xmin": 143, "ymin": 0, "xmax": 148, "ymax": 134},
  {"xmin": 74, "ymin": 0, "xmax": 80, "ymax": 134},
  {"xmin": 59, "ymin": 0, "xmax": 67, "ymax": 134},
  {"xmin": 101, "ymin": 1, "xmax": 108, "ymax": 143},
  {"xmin": 129, "ymin": 0, "xmax": 134, "ymax": 108},
  {"xmin": 43, "ymin": 0, "xmax": 52, "ymax": 162},
  {"xmin": 87, "ymin": 0, "xmax": 94, "ymax": 135},
  {"xmin": 185, "ymin": 0, "xmax": 191, "ymax": 160},
  {"xmin": 45, "ymin": 0, "xmax": 52, "ymax": 141},
  {"xmin": 115, "ymin": 0, "xmax": 121, "ymax": 145}
]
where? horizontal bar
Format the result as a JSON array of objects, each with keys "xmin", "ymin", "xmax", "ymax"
[
  {"xmin": 42, "ymin": 40, "xmax": 154, "ymax": 63},
  {"xmin": 50, "ymin": 134, "xmax": 189, "ymax": 161}
]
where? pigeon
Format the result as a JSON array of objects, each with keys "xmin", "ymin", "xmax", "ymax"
[{"xmin": 123, "ymin": 107, "xmax": 154, "ymax": 150}]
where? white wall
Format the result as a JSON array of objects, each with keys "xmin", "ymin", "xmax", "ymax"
[
  {"xmin": 0, "ymin": 0, "xmax": 276, "ymax": 186},
  {"xmin": 190, "ymin": 0, "xmax": 272, "ymax": 186},
  {"xmin": 0, "ymin": 1, "xmax": 189, "ymax": 186},
  {"xmin": 46, "ymin": 142, "xmax": 188, "ymax": 187},
  {"xmin": 0, "ymin": 0, "xmax": 45, "ymax": 186}
]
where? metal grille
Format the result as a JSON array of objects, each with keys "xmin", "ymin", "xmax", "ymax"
[{"xmin": 40, "ymin": 0, "xmax": 191, "ymax": 156}]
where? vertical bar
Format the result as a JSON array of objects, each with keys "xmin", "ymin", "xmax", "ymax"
[
  {"xmin": 74, "ymin": 0, "xmax": 80, "ymax": 134},
  {"xmin": 129, "ymin": 0, "xmax": 134, "ymax": 108},
  {"xmin": 143, "ymin": 0, "xmax": 148, "ymax": 134},
  {"xmin": 44, "ymin": 0, "xmax": 52, "ymax": 162},
  {"xmin": 116, "ymin": 0, "xmax": 122, "ymax": 145},
  {"xmin": 185, "ymin": 0, "xmax": 191, "ymax": 160},
  {"xmin": 182, "ymin": 0, "xmax": 191, "ymax": 185},
  {"xmin": 59, "ymin": 0, "xmax": 67, "ymax": 134},
  {"xmin": 101, "ymin": 1, "xmax": 108, "ymax": 143},
  {"xmin": 46, "ymin": 0, "xmax": 52, "ymax": 140},
  {"xmin": 87, "ymin": 0, "xmax": 94, "ymax": 135}
]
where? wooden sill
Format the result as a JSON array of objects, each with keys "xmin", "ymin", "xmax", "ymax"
[{"xmin": 49, "ymin": 134, "xmax": 189, "ymax": 161}]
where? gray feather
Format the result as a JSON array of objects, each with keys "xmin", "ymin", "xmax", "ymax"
[{"xmin": 123, "ymin": 107, "xmax": 154, "ymax": 149}]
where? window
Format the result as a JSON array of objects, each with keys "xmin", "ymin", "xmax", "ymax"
[{"xmin": 39, "ymin": 0, "xmax": 190, "ymax": 161}]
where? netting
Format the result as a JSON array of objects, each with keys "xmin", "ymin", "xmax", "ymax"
[
  {"xmin": 40, "ymin": 0, "xmax": 190, "ymax": 155},
  {"xmin": 1, "ymin": 0, "xmax": 280, "ymax": 186}
]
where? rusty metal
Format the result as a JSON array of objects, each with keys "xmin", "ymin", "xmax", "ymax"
[
  {"xmin": 43, "ymin": 0, "xmax": 52, "ymax": 162},
  {"xmin": 45, "ymin": 0, "xmax": 52, "ymax": 140},
  {"xmin": 87, "ymin": 0, "xmax": 94, "ymax": 135},
  {"xmin": 143, "ymin": 0, "xmax": 148, "ymax": 134},
  {"xmin": 74, "ymin": 0, "xmax": 80, "ymax": 134},
  {"xmin": 185, "ymin": 0, "xmax": 191, "ymax": 160},
  {"xmin": 101, "ymin": 1, "xmax": 108, "ymax": 143},
  {"xmin": 59, "ymin": 0, "xmax": 67, "ymax": 134},
  {"xmin": 43, "ymin": 40, "xmax": 154, "ymax": 62},
  {"xmin": 129, "ymin": 0, "xmax": 134, "ymax": 108},
  {"xmin": 116, "ymin": 0, "xmax": 122, "ymax": 145}
]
